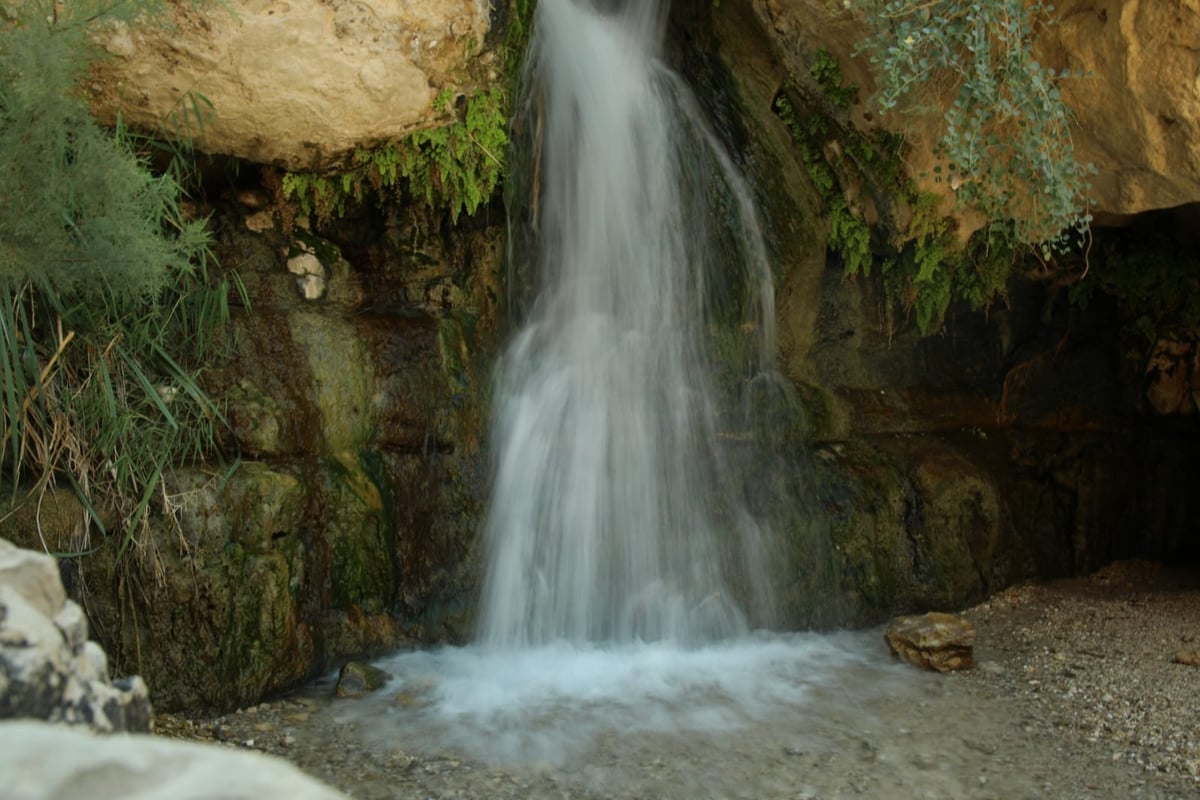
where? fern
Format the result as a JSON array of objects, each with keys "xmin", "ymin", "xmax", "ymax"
[{"xmin": 283, "ymin": 88, "xmax": 510, "ymax": 225}]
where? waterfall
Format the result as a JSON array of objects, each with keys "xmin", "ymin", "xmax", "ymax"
[{"xmin": 478, "ymin": 0, "xmax": 777, "ymax": 648}]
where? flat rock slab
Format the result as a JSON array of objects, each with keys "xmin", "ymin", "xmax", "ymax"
[{"xmin": 885, "ymin": 612, "xmax": 975, "ymax": 672}]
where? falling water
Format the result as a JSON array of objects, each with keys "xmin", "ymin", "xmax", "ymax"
[
  {"xmin": 323, "ymin": 1, "xmax": 894, "ymax": 767},
  {"xmin": 479, "ymin": 0, "xmax": 778, "ymax": 647}
]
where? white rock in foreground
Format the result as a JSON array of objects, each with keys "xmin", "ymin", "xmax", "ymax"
[
  {"xmin": 0, "ymin": 538, "xmax": 152, "ymax": 732},
  {"xmin": 0, "ymin": 720, "xmax": 350, "ymax": 800}
]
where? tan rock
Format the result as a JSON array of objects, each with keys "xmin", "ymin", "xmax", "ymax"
[
  {"xmin": 1145, "ymin": 336, "xmax": 1196, "ymax": 415},
  {"xmin": 0, "ymin": 719, "xmax": 351, "ymax": 800},
  {"xmin": 749, "ymin": 0, "xmax": 1200, "ymax": 233},
  {"xmin": 1040, "ymin": 0, "xmax": 1200, "ymax": 217},
  {"xmin": 885, "ymin": 612, "xmax": 976, "ymax": 672},
  {"xmin": 1173, "ymin": 649, "xmax": 1200, "ymax": 667},
  {"xmin": 88, "ymin": 1, "xmax": 492, "ymax": 171}
]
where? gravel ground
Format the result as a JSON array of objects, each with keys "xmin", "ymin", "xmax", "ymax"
[{"xmin": 157, "ymin": 561, "xmax": 1199, "ymax": 800}]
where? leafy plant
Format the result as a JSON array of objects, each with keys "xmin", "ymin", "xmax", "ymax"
[
  {"xmin": 283, "ymin": 87, "xmax": 510, "ymax": 226},
  {"xmin": 279, "ymin": 0, "xmax": 537, "ymax": 227},
  {"xmin": 809, "ymin": 48, "xmax": 858, "ymax": 110},
  {"xmin": 847, "ymin": 0, "xmax": 1094, "ymax": 251},
  {"xmin": 776, "ymin": 39, "xmax": 1033, "ymax": 333},
  {"xmin": 773, "ymin": 88, "xmax": 875, "ymax": 279},
  {"xmin": 0, "ymin": 0, "xmax": 239, "ymax": 558}
]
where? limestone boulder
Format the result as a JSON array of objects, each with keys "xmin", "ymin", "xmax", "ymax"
[
  {"xmin": 0, "ymin": 538, "xmax": 66, "ymax": 621},
  {"xmin": 87, "ymin": 0, "xmax": 494, "ymax": 170},
  {"xmin": 885, "ymin": 612, "xmax": 976, "ymax": 672},
  {"xmin": 0, "ymin": 539, "xmax": 152, "ymax": 733},
  {"xmin": 0, "ymin": 720, "xmax": 349, "ymax": 800}
]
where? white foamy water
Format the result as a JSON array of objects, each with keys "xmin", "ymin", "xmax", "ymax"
[
  {"xmin": 479, "ymin": 0, "xmax": 777, "ymax": 648},
  {"xmin": 332, "ymin": 634, "xmax": 906, "ymax": 766}
]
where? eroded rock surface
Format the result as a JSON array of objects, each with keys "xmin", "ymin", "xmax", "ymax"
[
  {"xmin": 88, "ymin": 0, "xmax": 494, "ymax": 170},
  {"xmin": 0, "ymin": 539, "xmax": 152, "ymax": 732},
  {"xmin": 749, "ymin": 0, "xmax": 1200, "ymax": 227}
]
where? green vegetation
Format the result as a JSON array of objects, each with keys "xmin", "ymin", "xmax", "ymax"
[
  {"xmin": 281, "ymin": 0, "xmax": 536, "ymax": 227},
  {"xmin": 282, "ymin": 88, "xmax": 509, "ymax": 226},
  {"xmin": 770, "ymin": 90, "xmax": 876, "ymax": 281},
  {"xmin": 775, "ymin": 4, "xmax": 1099, "ymax": 334},
  {"xmin": 774, "ymin": 50, "xmax": 1012, "ymax": 334},
  {"xmin": 505, "ymin": 0, "xmax": 537, "ymax": 75},
  {"xmin": 0, "ymin": 0, "xmax": 240, "ymax": 553},
  {"xmin": 850, "ymin": 0, "xmax": 1094, "ymax": 251}
]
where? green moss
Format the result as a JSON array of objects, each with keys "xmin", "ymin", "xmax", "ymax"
[
  {"xmin": 773, "ymin": 48, "xmax": 1023, "ymax": 335},
  {"xmin": 288, "ymin": 312, "xmax": 377, "ymax": 453},
  {"xmin": 503, "ymin": 0, "xmax": 537, "ymax": 76},
  {"xmin": 809, "ymin": 48, "xmax": 858, "ymax": 110},
  {"xmin": 791, "ymin": 381, "xmax": 841, "ymax": 440},
  {"xmin": 819, "ymin": 446, "xmax": 913, "ymax": 613},
  {"xmin": 280, "ymin": 0, "xmax": 535, "ymax": 227},
  {"xmin": 772, "ymin": 89, "xmax": 875, "ymax": 279},
  {"xmin": 324, "ymin": 451, "xmax": 392, "ymax": 614}
]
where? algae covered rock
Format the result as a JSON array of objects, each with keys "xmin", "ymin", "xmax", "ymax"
[
  {"xmin": 334, "ymin": 661, "xmax": 392, "ymax": 698},
  {"xmin": 58, "ymin": 465, "xmax": 313, "ymax": 712}
]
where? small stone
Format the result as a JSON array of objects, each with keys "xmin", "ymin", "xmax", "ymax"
[
  {"xmin": 234, "ymin": 189, "xmax": 269, "ymax": 209},
  {"xmin": 334, "ymin": 661, "xmax": 392, "ymax": 698},
  {"xmin": 244, "ymin": 209, "xmax": 274, "ymax": 233},
  {"xmin": 1172, "ymin": 649, "xmax": 1200, "ymax": 667},
  {"xmin": 885, "ymin": 612, "xmax": 976, "ymax": 672},
  {"xmin": 287, "ymin": 252, "xmax": 323, "ymax": 277},
  {"xmin": 296, "ymin": 272, "xmax": 326, "ymax": 300}
]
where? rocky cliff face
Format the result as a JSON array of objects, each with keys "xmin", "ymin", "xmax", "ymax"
[
  {"xmin": 670, "ymin": 0, "xmax": 1200, "ymax": 627},
  {"xmin": 87, "ymin": 0, "xmax": 1200, "ymax": 213},
  {"xmin": 751, "ymin": 0, "xmax": 1200, "ymax": 230}
]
